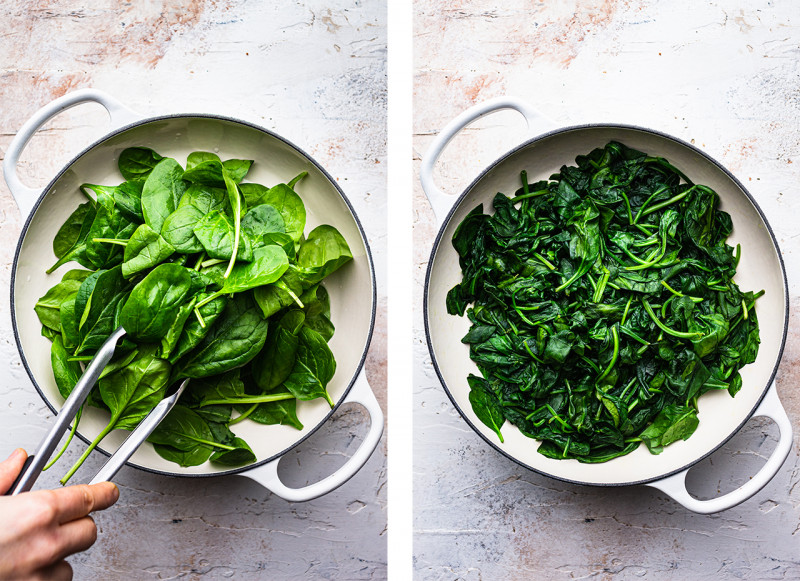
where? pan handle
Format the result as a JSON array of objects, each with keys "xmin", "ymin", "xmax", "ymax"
[
  {"xmin": 2, "ymin": 88, "xmax": 141, "ymax": 218},
  {"xmin": 645, "ymin": 383, "xmax": 793, "ymax": 514},
  {"xmin": 419, "ymin": 96, "xmax": 556, "ymax": 224},
  {"xmin": 236, "ymin": 369, "xmax": 384, "ymax": 502}
]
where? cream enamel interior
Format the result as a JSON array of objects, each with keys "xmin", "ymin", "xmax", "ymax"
[
  {"xmin": 13, "ymin": 116, "xmax": 374, "ymax": 476},
  {"xmin": 427, "ymin": 126, "xmax": 786, "ymax": 485}
]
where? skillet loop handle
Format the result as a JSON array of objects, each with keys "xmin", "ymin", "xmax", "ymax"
[
  {"xmin": 237, "ymin": 369, "xmax": 384, "ymax": 502},
  {"xmin": 419, "ymin": 96, "xmax": 555, "ymax": 225},
  {"xmin": 2, "ymin": 88, "xmax": 141, "ymax": 219},
  {"xmin": 645, "ymin": 384, "xmax": 792, "ymax": 514}
]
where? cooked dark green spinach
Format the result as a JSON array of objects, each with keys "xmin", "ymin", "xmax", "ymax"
[
  {"xmin": 35, "ymin": 147, "xmax": 352, "ymax": 482},
  {"xmin": 447, "ymin": 141, "xmax": 762, "ymax": 462}
]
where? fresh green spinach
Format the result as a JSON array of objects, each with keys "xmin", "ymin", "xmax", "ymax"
[{"xmin": 40, "ymin": 147, "xmax": 353, "ymax": 479}]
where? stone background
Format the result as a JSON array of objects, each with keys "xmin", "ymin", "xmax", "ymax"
[
  {"xmin": 0, "ymin": 2, "xmax": 387, "ymax": 579},
  {"xmin": 413, "ymin": 2, "xmax": 800, "ymax": 579}
]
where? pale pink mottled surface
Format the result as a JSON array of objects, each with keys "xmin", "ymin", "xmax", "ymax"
[
  {"xmin": 414, "ymin": 1, "xmax": 800, "ymax": 579},
  {"xmin": 0, "ymin": 1, "xmax": 387, "ymax": 579}
]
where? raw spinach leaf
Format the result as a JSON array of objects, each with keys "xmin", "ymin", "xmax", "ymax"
[
  {"xmin": 52, "ymin": 201, "xmax": 95, "ymax": 260},
  {"xmin": 85, "ymin": 205, "xmax": 137, "ymax": 269},
  {"xmin": 148, "ymin": 404, "xmax": 216, "ymax": 467},
  {"xmin": 177, "ymin": 183, "xmax": 227, "ymax": 214},
  {"xmin": 196, "ymin": 245, "xmax": 289, "ymax": 307},
  {"xmin": 210, "ymin": 437, "xmax": 256, "ymax": 466},
  {"xmin": 118, "ymin": 147, "xmax": 164, "ymax": 181},
  {"xmin": 141, "ymin": 158, "xmax": 188, "ymax": 232},
  {"xmin": 173, "ymin": 293, "xmax": 269, "ymax": 379},
  {"xmin": 75, "ymin": 266, "xmax": 129, "ymax": 355},
  {"xmin": 282, "ymin": 326, "xmax": 336, "ymax": 407},
  {"xmin": 42, "ymin": 146, "xmax": 352, "ymax": 475},
  {"xmin": 113, "ymin": 180, "xmax": 145, "ymax": 222},
  {"xmin": 48, "ymin": 202, "xmax": 97, "ymax": 273},
  {"xmin": 161, "ymin": 205, "xmax": 205, "ymax": 253},
  {"xmin": 122, "ymin": 223, "xmax": 176, "ymax": 278},
  {"xmin": 239, "ymin": 182, "xmax": 306, "ymax": 243},
  {"xmin": 186, "ymin": 151, "xmax": 221, "ymax": 170},
  {"xmin": 192, "ymin": 209, "xmax": 254, "ymax": 262},
  {"xmin": 119, "ymin": 263, "xmax": 193, "ymax": 342},
  {"xmin": 243, "ymin": 398, "xmax": 303, "ymax": 430},
  {"xmin": 160, "ymin": 297, "xmax": 197, "ymax": 360},
  {"xmin": 51, "ymin": 335, "xmax": 83, "ymax": 399},
  {"xmin": 252, "ymin": 309, "xmax": 305, "ymax": 391},
  {"xmin": 34, "ymin": 272, "xmax": 87, "ymax": 332},
  {"xmin": 297, "ymin": 225, "xmax": 352, "ymax": 284},
  {"xmin": 168, "ymin": 292, "xmax": 229, "ymax": 364},
  {"xmin": 241, "ymin": 204, "xmax": 286, "ymax": 240}
]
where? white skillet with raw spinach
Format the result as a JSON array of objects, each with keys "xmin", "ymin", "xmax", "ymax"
[{"xmin": 35, "ymin": 146, "xmax": 353, "ymax": 483}]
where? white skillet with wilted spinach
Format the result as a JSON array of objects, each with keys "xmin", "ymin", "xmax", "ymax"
[{"xmin": 422, "ymin": 97, "xmax": 791, "ymax": 513}]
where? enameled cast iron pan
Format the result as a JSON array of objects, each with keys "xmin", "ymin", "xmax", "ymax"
[
  {"xmin": 421, "ymin": 97, "xmax": 792, "ymax": 514},
  {"xmin": 5, "ymin": 89, "xmax": 383, "ymax": 502}
]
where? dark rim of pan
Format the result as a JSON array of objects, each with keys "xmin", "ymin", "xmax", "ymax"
[
  {"xmin": 424, "ymin": 122, "xmax": 788, "ymax": 487},
  {"xmin": 11, "ymin": 113, "xmax": 377, "ymax": 479}
]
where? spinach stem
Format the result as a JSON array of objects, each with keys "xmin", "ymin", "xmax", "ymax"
[
  {"xmin": 201, "ymin": 258, "xmax": 225, "ymax": 268},
  {"xmin": 61, "ymin": 416, "xmax": 119, "ymax": 484},
  {"xmin": 202, "ymin": 393, "xmax": 296, "ymax": 406},
  {"xmin": 229, "ymin": 404, "xmax": 259, "ymax": 426},
  {"xmin": 619, "ymin": 325, "xmax": 649, "ymax": 346},
  {"xmin": 182, "ymin": 434, "xmax": 238, "ymax": 451},
  {"xmin": 223, "ymin": 183, "xmax": 242, "ymax": 279},
  {"xmin": 624, "ymin": 225, "xmax": 668, "ymax": 271},
  {"xmin": 512, "ymin": 189, "xmax": 550, "ymax": 203},
  {"xmin": 276, "ymin": 280, "xmax": 304, "ymax": 308},
  {"xmin": 193, "ymin": 307, "xmax": 206, "ymax": 328},
  {"xmin": 44, "ymin": 407, "xmax": 82, "ymax": 471},
  {"xmin": 660, "ymin": 280, "xmax": 683, "ymax": 297},
  {"xmin": 621, "ymin": 296, "xmax": 633, "ymax": 325},
  {"xmin": 288, "ymin": 171, "xmax": 308, "ymax": 190},
  {"xmin": 592, "ymin": 268, "xmax": 610, "ymax": 303},
  {"xmin": 545, "ymin": 404, "xmax": 572, "ymax": 431},
  {"xmin": 523, "ymin": 340, "xmax": 544, "ymax": 363},
  {"xmin": 618, "ymin": 378, "xmax": 638, "ymax": 402},
  {"xmin": 619, "ymin": 190, "xmax": 633, "ymax": 224},
  {"xmin": 195, "ymin": 291, "xmax": 222, "ymax": 309},
  {"xmin": 642, "ymin": 299, "xmax": 703, "ymax": 338},
  {"xmin": 597, "ymin": 325, "xmax": 619, "ymax": 382},
  {"xmin": 641, "ymin": 186, "xmax": 695, "ymax": 219},
  {"xmin": 534, "ymin": 253, "xmax": 556, "ymax": 271},
  {"xmin": 632, "ymin": 185, "xmax": 669, "ymax": 224},
  {"xmin": 91, "ymin": 238, "xmax": 128, "ymax": 247}
]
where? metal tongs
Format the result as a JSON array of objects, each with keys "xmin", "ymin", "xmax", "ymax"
[{"xmin": 7, "ymin": 327, "xmax": 189, "ymax": 495}]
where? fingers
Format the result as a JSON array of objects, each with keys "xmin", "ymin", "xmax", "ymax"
[
  {"xmin": 49, "ymin": 482, "xmax": 120, "ymax": 524},
  {"xmin": 85, "ymin": 482, "xmax": 120, "ymax": 513},
  {"xmin": 30, "ymin": 559, "xmax": 73, "ymax": 581},
  {"xmin": 0, "ymin": 448, "xmax": 28, "ymax": 494},
  {"xmin": 53, "ymin": 516, "xmax": 97, "ymax": 561}
]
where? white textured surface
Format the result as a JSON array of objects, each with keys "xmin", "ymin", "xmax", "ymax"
[
  {"xmin": 414, "ymin": 2, "xmax": 800, "ymax": 579},
  {"xmin": 0, "ymin": 1, "xmax": 387, "ymax": 579}
]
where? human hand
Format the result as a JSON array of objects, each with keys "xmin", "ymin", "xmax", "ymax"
[{"xmin": 0, "ymin": 448, "xmax": 119, "ymax": 580}]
